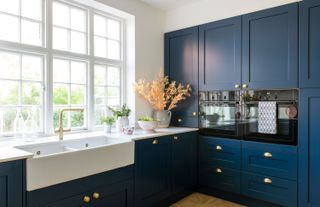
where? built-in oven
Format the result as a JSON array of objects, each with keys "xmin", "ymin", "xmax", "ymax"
[
  {"xmin": 199, "ymin": 91, "xmax": 242, "ymax": 138},
  {"xmin": 199, "ymin": 89, "xmax": 298, "ymax": 145},
  {"xmin": 241, "ymin": 89, "xmax": 298, "ymax": 145}
]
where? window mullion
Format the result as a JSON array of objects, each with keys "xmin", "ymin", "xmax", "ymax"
[{"xmin": 87, "ymin": 7, "xmax": 94, "ymax": 131}]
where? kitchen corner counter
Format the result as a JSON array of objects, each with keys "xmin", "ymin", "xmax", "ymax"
[{"xmin": 0, "ymin": 147, "xmax": 33, "ymax": 163}]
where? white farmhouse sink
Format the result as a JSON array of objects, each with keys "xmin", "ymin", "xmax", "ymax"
[{"xmin": 16, "ymin": 136, "xmax": 134, "ymax": 191}]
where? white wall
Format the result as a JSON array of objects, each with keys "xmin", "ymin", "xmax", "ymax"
[
  {"xmin": 95, "ymin": 0, "xmax": 165, "ymax": 124},
  {"xmin": 165, "ymin": 0, "xmax": 301, "ymax": 32}
]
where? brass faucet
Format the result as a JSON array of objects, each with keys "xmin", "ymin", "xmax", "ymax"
[{"xmin": 55, "ymin": 108, "xmax": 84, "ymax": 140}]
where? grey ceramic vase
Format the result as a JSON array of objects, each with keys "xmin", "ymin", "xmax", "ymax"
[{"xmin": 153, "ymin": 110, "xmax": 172, "ymax": 128}]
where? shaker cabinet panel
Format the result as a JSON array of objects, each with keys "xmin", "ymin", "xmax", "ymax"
[
  {"xmin": 242, "ymin": 3, "xmax": 298, "ymax": 89},
  {"xmin": 165, "ymin": 27, "xmax": 199, "ymax": 127},
  {"xmin": 199, "ymin": 17, "xmax": 241, "ymax": 91},
  {"xmin": 300, "ymin": 0, "xmax": 320, "ymax": 88},
  {"xmin": 299, "ymin": 89, "xmax": 320, "ymax": 207}
]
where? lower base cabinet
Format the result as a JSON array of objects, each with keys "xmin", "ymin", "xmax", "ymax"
[
  {"xmin": 134, "ymin": 132, "xmax": 197, "ymax": 207},
  {"xmin": 27, "ymin": 166, "xmax": 134, "ymax": 207}
]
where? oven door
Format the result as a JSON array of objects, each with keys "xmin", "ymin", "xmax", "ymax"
[
  {"xmin": 199, "ymin": 101, "xmax": 241, "ymax": 139},
  {"xmin": 242, "ymin": 101, "xmax": 298, "ymax": 145}
]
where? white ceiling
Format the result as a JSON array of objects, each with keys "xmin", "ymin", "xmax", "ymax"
[{"xmin": 140, "ymin": 0, "xmax": 199, "ymax": 11}]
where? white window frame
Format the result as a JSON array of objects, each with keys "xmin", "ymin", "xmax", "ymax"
[{"xmin": 0, "ymin": 0, "xmax": 125, "ymax": 137}]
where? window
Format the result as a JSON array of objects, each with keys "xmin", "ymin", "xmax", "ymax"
[
  {"xmin": 94, "ymin": 14, "xmax": 121, "ymax": 59},
  {"xmin": 0, "ymin": 50, "xmax": 44, "ymax": 135},
  {"xmin": 53, "ymin": 58, "xmax": 87, "ymax": 129},
  {"xmin": 53, "ymin": 1, "xmax": 88, "ymax": 54},
  {"xmin": 0, "ymin": 0, "xmax": 43, "ymax": 46},
  {"xmin": 94, "ymin": 64, "xmax": 121, "ymax": 125},
  {"xmin": 0, "ymin": 0, "xmax": 124, "ymax": 137}
]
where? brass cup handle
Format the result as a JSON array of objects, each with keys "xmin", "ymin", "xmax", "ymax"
[
  {"xmin": 152, "ymin": 139, "xmax": 158, "ymax": 145},
  {"xmin": 83, "ymin": 196, "xmax": 91, "ymax": 203},
  {"xmin": 173, "ymin": 136, "xmax": 178, "ymax": 140},
  {"xmin": 235, "ymin": 84, "xmax": 240, "ymax": 89},
  {"xmin": 216, "ymin": 168, "xmax": 223, "ymax": 174},
  {"xmin": 192, "ymin": 112, "xmax": 197, "ymax": 116},
  {"xmin": 264, "ymin": 152, "xmax": 273, "ymax": 158},
  {"xmin": 264, "ymin": 178, "xmax": 272, "ymax": 184},
  {"xmin": 216, "ymin": 145, "xmax": 223, "ymax": 151},
  {"xmin": 93, "ymin": 192, "xmax": 100, "ymax": 199}
]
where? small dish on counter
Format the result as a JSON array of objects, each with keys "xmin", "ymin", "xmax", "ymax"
[{"xmin": 123, "ymin": 126, "xmax": 135, "ymax": 135}]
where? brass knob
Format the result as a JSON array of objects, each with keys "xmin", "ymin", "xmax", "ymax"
[
  {"xmin": 235, "ymin": 84, "xmax": 240, "ymax": 89},
  {"xmin": 216, "ymin": 168, "xmax": 222, "ymax": 174},
  {"xmin": 264, "ymin": 152, "xmax": 272, "ymax": 158},
  {"xmin": 93, "ymin": 192, "xmax": 100, "ymax": 199},
  {"xmin": 152, "ymin": 139, "xmax": 158, "ymax": 145},
  {"xmin": 242, "ymin": 83, "xmax": 249, "ymax": 88},
  {"xmin": 192, "ymin": 112, "xmax": 197, "ymax": 116},
  {"xmin": 178, "ymin": 118, "xmax": 182, "ymax": 123},
  {"xmin": 83, "ymin": 196, "xmax": 91, "ymax": 203},
  {"xmin": 215, "ymin": 145, "xmax": 223, "ymax": 151},
  {"xmin": 173, "ymin": 136, "xmax": 178, "ymax": 140},
  {"xmin": 264, "ymin": 178, "xmax": 272, "ymax": 184}
]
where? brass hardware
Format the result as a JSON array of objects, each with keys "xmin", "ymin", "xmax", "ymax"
[
  {"xmin": 152, "ymin": 139, "xmax": 158, "ymax": 145},
  {"xmin": 242, "ymin": 83, "xmax": 249, "ymax": 89},
  {"xmin": 93, "ymin": 192, "xmax": 100, "ymax": 199},
  {"xmin": 178, "ymin": 118, "xmax": 182, "ymax": 123},
  {"xmin": 173, "ymin": 136, "xmax": 178, "ymax": 140},
  {"xmin": 83, "ymin": 196, "xmax": 91, "ymax": 203},
  {"xmin": 192, "ymin": 112, "xmax": 197, "ymax": 116},
  {"xmin": 235, "ymin": 84, "xmax": 240, "ymax": 89},
  {"xmin": 54, "ymin": 108, "xmax": 84, "ymax": 140},
  {"xmin": 216, "ymin": 168, "xmax": 222, "ymax": 173},
  {"xmin": 215, "ymin": 145, "xmax": 223, "ymax": 151},
  {"xmin": 264, "ymin": 152, "xmax": 273, "ymax": 158},
  {"xmin": 264, "ymin": 178, "xmax": 272, "ymax": 184}
]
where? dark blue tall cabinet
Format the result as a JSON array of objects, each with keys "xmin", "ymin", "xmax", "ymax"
[
  {"xmin": 0, "ymin": 161, "xmax": 24, "ymax": 207},
  {"xmin": 242, "ymin": 3, "xmax": 298, "ymax": 89},
  {"xmin": 165, "ymin": 27, "xmax": 199, "ymax": 127},
  {"xmin": 199, "ymin": 17, "xmax": 241, "ymax": 91}
]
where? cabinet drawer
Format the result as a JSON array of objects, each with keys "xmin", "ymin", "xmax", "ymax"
[
  {"xmin": 199, "ymin": 165, "xmax": 241, "ymax": 194},
  {"xmin": 242, "ymin": 141, "xmax": 297, "ymax": 180},
  {"xmin": 199, "ymin": 136, "xmax": 241, "ymax": 169},
  {"xmin": 171, "ymin": 116, "xmax": 198, "ymax": 128},
  {"xmin": 242, "ymin": 172, "xmax": 297, "ymax": 207}
]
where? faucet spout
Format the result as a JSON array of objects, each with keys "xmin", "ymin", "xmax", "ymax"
[{"xmin": 55, "ymin": 108, "xmax": 84, "ymax": 140}]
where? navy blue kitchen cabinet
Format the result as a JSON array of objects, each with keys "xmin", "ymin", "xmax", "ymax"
[
  {"xmin": 165, "ymin": 27, "xmax": 199, "ymax": 127},
  {"xmin": 172, "ymin": 132, "xmax": 197, "ymax": 194},
  {"xmin": 0, "ymin": 160, "xmax": 24, "ymax": 207},
  {"xmin": 134, "ymin": 132, "xmax": 198, "ymax": 207},
  {"xmin": 27, "ymin": 166, "xmax": 134, "ymax": 207},
  {"xmin": 299, "ymin": 0, "xmax": 320, "ymax": 88},
  {"xmin": 134, "ymin": 136, "xmax": 172, "ymax": 207},
  {"xmin": 199, "ymin": 17, "xmax": 242, "ymax": 91},
  {"xmin": 242, "ymin": 3, "xmax": 298, "ymax": 89},
  {"xmin": 299, "ymin": 89, "xmax": 320, "ymax": 207},
  {"xmin": 198, "ymin": 136, "xmax": 241, "ymax": 194}
]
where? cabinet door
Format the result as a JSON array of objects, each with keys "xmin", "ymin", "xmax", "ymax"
[
  {"xmin": 242, "ymin": 4, "xmax": 298, "ymax": 89},
  {"xmin": 0, "ymin": 161, "xmax": 23, "ymax": 207},
  {"xmin": 42, "ymin": 193, "xmax": 90, "ymax": 207},
  {"xmin": 172, "ymin": 132, "xmax": 197, "ymax": 194},
  {"xmin": 134, "ymin": 137, "xmax": 172, "ymax": 207},
  {"xmin": 299, "ymin": 89, "xmax": 320, "ymax": 207},
  {"xmin": 165, "ymin": 27, "xmax": 198, "ymax": 127},
  {"xmin": 91, "ymin": 180, "xmax": 133, "ymax": 207},
  {"xmin": 199, "ymin": 17, "xmax": 241, "ymax": 91},
  {"xmin": 300, "ymin": 0, "xmax": 320, "ymax": 88}
]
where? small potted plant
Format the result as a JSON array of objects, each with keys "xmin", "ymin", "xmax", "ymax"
[
  {"xmin": 138, "ymin": 116, "xmax": 159, "ymax": 132},
  {"xmin": 108, "ymin": 104, "xmax": 131, "ymax": 132},
  {"xmin": 101, "ymin": 116, "xmax": 115, "ymax": 133}
]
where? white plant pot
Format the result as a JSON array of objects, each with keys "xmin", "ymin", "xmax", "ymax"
[{"xmin": 116, "ymin": 117, "xmax": 129, "ymax": 132}]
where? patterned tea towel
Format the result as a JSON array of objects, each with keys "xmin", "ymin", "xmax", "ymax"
[{"xmin": 258, "ymin": 102, "xmax": 277, "ymax": 134}]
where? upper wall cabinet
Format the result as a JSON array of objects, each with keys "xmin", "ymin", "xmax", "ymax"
[
  {"xmin": 199, "ymin": 17, "xmax": 241, "ymax": 91},
  {"xmin": 242, "ymin": 4, "xmax": 298, "ymax": 89},
  {"xmin": 165, "ymin": 27, "xmax": 199, "ymax": 127},
  {"xmin": 300, "ymin": 0, "xmax": 320, "ymax": 88}
]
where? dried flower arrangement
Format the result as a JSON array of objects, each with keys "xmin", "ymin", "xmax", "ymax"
[{"xmin": 134, "ymin": 72, "xmax": 192, "ymax": 111}]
